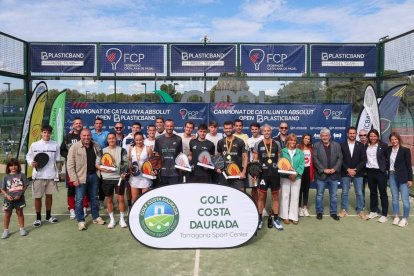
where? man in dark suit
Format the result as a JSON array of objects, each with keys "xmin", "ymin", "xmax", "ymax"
[
  {"xmin": 339, "ymin": 127, "xmax": 368, "ymax": 220},
  {"xmin": 313, "ymin": 128, "xmax": 343, "ymax": 221}
]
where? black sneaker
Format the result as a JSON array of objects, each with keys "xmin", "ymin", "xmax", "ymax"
[{"xmin": 268, "ymin": 216, "xmax": 273, "ymax": 228}]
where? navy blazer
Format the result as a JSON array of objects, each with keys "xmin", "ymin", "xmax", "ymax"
[
  {"xmin": 312, "ymin": 141, "xmax": 343, "ymax": 180},
  {"xmin": 340, "ymin": 141, "xmax": 367, "ymax": 177},
  {"xmin": 366, "ymin": 142, "xmax": 388, "ymax": 173},
  {"xmin": 387, "ymin": 146, "xmax": 413, "ymax": 183}
]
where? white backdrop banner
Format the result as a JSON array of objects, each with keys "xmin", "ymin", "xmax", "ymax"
[{"xmin": 129, "ymin": 184, "xmax": 258, "ymax": 249}]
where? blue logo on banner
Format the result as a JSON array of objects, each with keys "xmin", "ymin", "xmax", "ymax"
[
  {"xmin": 209, "ymin": 103, "xmax": 351, "ymax": 142},
  {"xmin": 100, "ymin": 45, "xmax": 165, "ymax": 75},
  {"xmin": 66, "ymin": 102, "xmax": 350, "ymax": 143},
  {"xmin": 170, "ymin": 44, "xmax": 236, "ymax": 75},
  {"xmin": 30, "ymin": 44, "xmax": 95, "ymax": 74},
  {"xmin": 311, "ymin": 45, "xmax": 377, "ymax": 74},
  {"xmin": 66, "ymin": 102, "xmax": 208, "ymax": 133},
  {"xmin": 241, "ymin": 45, "xmax": 306, "ymax": 74}
]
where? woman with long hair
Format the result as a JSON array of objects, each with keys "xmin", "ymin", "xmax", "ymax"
[
  {"xmin": 129, "ymin": 132, "xmax": 153, "ymax": 202},
  {"xmin": 387, "ymin": 132, "xmax": 412, "ymax": 227},
  {"xmin": 297, "ymin": 133, "xmax": 314, "ymax": 217},
  {"xmin": 366, "ymin": 129, "xmax": 389, "ymax": 223}
]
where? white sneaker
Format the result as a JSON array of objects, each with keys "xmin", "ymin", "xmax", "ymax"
[
  {"xmin": 119, "ymin": 219, "xmax": 128, "ymax": 228},
  {"xmin": 398, "ymin": 218, "xmax": 408, "ymax": 227},
  {"xmin": 299, "ymin": 208, "xmax": 304, "ymax": 217},
  {"xmin": 378, "ymin": 216, "xmax": 388, "ymax": 223},
  {"xmin": 368, "ymin": 212, "xmax": 379, "ymax": 219},
  {"xmin": 262, "ymin": 208, "xmax": 269, "ymax": 217},
  {"xmin": 69, "ymin": 209, "xmax": 76, "ymax": 220},
  {"xmin": 303, "ymin": 208, "xmax": 310, "ymax": 217},
  {"xmin": 107, "ymin": 220, "xmax": 116, "ymax": 229},
  {"xmin": 392, "ymin": 217, "xmax": 400, "ymax": 225}
]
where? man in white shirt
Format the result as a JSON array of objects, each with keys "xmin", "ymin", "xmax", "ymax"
[
  {"xmin": 206, "ymin": 121, "xmax": 223, "ymax": 184},
  {"xmin": 26, "ymin": 124, "xmax": 60, "ymax": 227},
  {"xmin": 179, "ymin": 121, "xmax": 195, "ymax": 156},
  {"xmin": 155, "ymin": 117, "xmax": 166, "ymax": 138},
  {"xmin": 339, "ymin": 127, "xmax": 368, "ymax": 220},
  {"xmin": 122, "ymin": 122, "xmax": 142, "ymax": 150},
  {"xmin": 206, "ymin": 121, "xmax": 223, "ymax": 155}
]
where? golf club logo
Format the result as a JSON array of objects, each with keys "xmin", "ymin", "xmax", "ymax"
[
  {"xmin": 139, "ymin": 196, "xmax": 179, "ymax": 238},
  {"xmin": 249, "ymin": 49, "xmax": 265, "ymax": 70},
  {"xmin": 106, "ymin": 48, "xmax": 122, "ymax": 70}
]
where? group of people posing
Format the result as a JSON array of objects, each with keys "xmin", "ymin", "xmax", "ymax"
[{"xmin": 1, "ymin": 116, "xmax": 412, "ymax": 238}]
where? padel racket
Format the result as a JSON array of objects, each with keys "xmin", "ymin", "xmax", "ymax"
[
  {"xmin": 247, "ymin": 162, "xmax": 262, "ymax": 178},
  {"xmin": 141, "ymin": 161, "xmax": 156, "ymax": 179},
  {"xmin": 131, "ymin": 161, "xmax": 140, "ymax": 177},
  {"xmin": 223, "ymin": 162, "xmax": 241, "ymax": 179},
  {"xmin": 212, "ymin": 155, "xmax": 225, "ymax": 170},
  {"xmin": 34, "ymin": 152, "xmax": 49, "ymax": 169},
  {"xmin": 174, "ymin": 153, "xmax": 192, "ymax": 171},
  {"xmin": 197, "ymin": 150, "xmax": 215, "ymax": 169},
  {"xmin": 277, "ymin": 157, "xmax": 297, "ymax": 175},
  {"xmin": 149, "ymin": 153, "xmax": 162, "ymax": 170},
  {"xmin": 100, "ymin": 153, "xmax": 117, "ymax": 171}
]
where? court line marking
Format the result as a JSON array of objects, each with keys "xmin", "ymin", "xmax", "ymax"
[{"xmin": 194, "ymin": 249, "xmax": 200, "ymax": 276}]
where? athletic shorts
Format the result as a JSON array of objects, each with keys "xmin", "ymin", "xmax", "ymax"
[
  {"xmin": 32, "ymin": 179, "xmax": 58, "ymax": 198},
  {"xmin": 258, "ymin": 175, "xmax": 280, "ymax": 192},
  {"xmin": 102, "ymin": 179, "xmax": 126, "ymax": 196},
  {"xmin": 3, "ymin": 196, "xmax": 26, "ymax": 211}
]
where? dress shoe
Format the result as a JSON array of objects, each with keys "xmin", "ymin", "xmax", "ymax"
[
  {"xmin": 283, "ymin": 219, "xmax": 290, "ymax": 224},
  {"xmin": 292, "ymin": 220, "xmax": 299, "ymax": 225},
  {"xmin": 330, "ymin": 214, "xmax": 340, "ymax": 221},
  {"xmin": 316, "ymin": 213, "xmax": 323, "ymax": 220}
]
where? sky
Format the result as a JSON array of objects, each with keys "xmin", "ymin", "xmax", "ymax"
[{"xmin": 1, "ymin": 0, "xmax": 414, "ymax": 95}]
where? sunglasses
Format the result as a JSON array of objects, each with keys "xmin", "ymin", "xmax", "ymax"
[
  {"xmin": 280, "ymin": 127, "xmax": 288, "ymax": 130},
  {"xmin": 115, "ymin": 127, "xmax": 123, "ymax": 130},
  {"xmin": 359, "ymin": 134, "xmax": 367, "ymax": 137}
]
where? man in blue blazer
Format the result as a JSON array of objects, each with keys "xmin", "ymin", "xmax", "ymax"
[
  {"xmin": 313, "ymin": 128, "xmax": 343, "ymax": 221},
  {"xmin": 339, "ymin": 127, "xmax": 368, "ymax": 220}
]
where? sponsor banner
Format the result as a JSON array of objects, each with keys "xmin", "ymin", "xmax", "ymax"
[
  {"xmin": 65, "ymin": 102, "xmax": 207, "ymax": 133},
  {"xmin": 18, "ymin": 81, "xmax": 48, "ymax": 159},
  {"xmin": 363, "ymin": 85, "xmax": 380, "ymax": 133},
  {"xmin": 209, "ymin": 103, "xmax": 351, "ymax": 142},
  {"xmin": 170, "ymin": 44, "xmax": 237, "ymax": 76},
  {"xmin": 49, "ymin": 91, "xmax": 66, "ymax": 145},
  {"xmin": 27, "ymin": 92, "xmax": 48, "ymax": 178},
  {"xmin": 129, "ymin": 184, "xmax": 258, "ymax": 249},
  {"xmin": 100, "ymin": 44, "xmax": 166, "ymax": 76},
  {"xmin": 379, "ymin": 85, "xmax": 406, "ymax": 143},
  {"xmin": 30, "ymin": 44, "xmax": 96, "ymax": 76},
  {"xmin": 240, "ymin": 44, "xmax": 306, "ymax": 75},
  {"xmin": 311, "ymin": 44, "xmax": 377, "ymax": 74}
]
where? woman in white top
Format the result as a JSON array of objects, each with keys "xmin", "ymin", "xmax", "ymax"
[
  {"xmin": 129, "ymin": 132, "xmax": 152, "ymax": 202},
  {"xmin": 387, "ymin": 132, "xmax": 412, "ymax": 227},
  {"xmin": 366, "ymin": 129, "xmax": 389, "ymax": 223}
]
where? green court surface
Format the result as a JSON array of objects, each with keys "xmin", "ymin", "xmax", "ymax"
[{"xmin": 0, "ymin": 181, "xmax": 413, "ymax": 276}]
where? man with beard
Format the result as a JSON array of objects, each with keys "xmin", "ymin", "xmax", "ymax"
[
  {"xmin": 217, "ymin": 121, "xmax": 247, "ymax": 191},
  {"xmin": 154, "ymin": 119, "xmax": 183, "ymax": 185}
]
